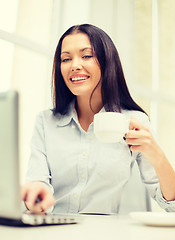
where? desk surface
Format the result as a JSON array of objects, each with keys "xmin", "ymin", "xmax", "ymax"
[{"xmin": 0, "ymin": 215, "xmax": 175, "ymax": 240}]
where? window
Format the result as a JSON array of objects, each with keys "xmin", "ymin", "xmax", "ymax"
[
  {"xmin": 134, "ymin": 0, "xmax": 175, "ymax": 169},
  {"xmin": 0, "ymin": 0, "xmax": 55, "ymax": 181},
  {"xmin": 158, "ymin": 0, "xmax": 175, "ymax": 169},
  {"xmin": 134, "ymin": 0, "xmax": 175, "ymax": 211}
]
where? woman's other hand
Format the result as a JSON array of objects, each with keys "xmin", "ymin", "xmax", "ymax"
[{"xmin": 21, "ymin": 181, "xmax": 55, "ymax": 213}]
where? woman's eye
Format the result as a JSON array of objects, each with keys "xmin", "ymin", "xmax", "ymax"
[
  {"xmin": 83, "ymin": 55, "xmax": 92, "ymax": 59},
  {"xmin": 62, "ymin": 58, "xmax": 71, "ymax": 62}
]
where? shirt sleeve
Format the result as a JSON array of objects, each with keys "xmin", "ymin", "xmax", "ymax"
[
  {"xmin": 25, "ymin": 112, "xmax": 54, "ymax": 194},
  {"xmin": 137, "ymin": 152, "xmax": 175, "ymax": 212},
  {"xmin": 133, "ymin": 112, "xmax": 175, "ymax": 212}
]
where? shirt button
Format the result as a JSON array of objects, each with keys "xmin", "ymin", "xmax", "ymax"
[
  {"xmin": 88, "ymin": 135, "xmax": 93, "ymax": 140},
  {"xmin": 73, "ymin": 193, "xmax": 78, "ymax": 199},
  {"xmin": 72, "ymin": 125, "xmax": 75, "ymax": 129},
  {"xmin": 81, "ymin": 173, "xmax": 85, "ymax": 179},
  {"xmin": 82, "ymin": 151, "xmax": 87, "ymax": 157}
]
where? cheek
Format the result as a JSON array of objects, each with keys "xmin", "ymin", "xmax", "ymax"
[
  {"xmin": 91, "ymin": 60, "xmax": 101, "ymax": 79},
  {"xmin": 94, "ymin": 66, "xmax": 101, "ymax": 81},
  {"xmin": 87, "ymin": 61, "xmax": 101, "ymax": 77}
]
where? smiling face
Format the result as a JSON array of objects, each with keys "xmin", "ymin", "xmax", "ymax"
[{"xmin": 60, "ymin": 33, "xmax": 102, "ymax": 100}]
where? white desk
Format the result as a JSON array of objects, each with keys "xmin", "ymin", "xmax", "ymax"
[{"xmin": 0, "ymin": 215, "xmax": 175, "ymax": 240}]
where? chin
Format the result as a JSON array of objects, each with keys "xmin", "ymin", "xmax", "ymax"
[{"xmin": 70, "ymin": 88, "xmax": 93, "ymax": 97}]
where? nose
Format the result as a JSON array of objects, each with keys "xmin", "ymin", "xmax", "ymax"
[{"xmin": 71, "ymin": 58, "xmax": 82, "ymax": 72}]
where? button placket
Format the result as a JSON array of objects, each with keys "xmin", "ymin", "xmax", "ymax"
[{"xmin": 69, "ymin": 132, "xmax": 90, "ymax": 213}]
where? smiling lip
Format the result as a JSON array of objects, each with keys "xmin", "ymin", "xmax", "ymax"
[{"xmin": 70, "ymin": 74, "xmax": 90, "ymax": 84}]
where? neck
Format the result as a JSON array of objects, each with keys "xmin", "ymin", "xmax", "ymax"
[{"xmin": 76, "ymin": 95, "xmax": 103, "ymax": 132}]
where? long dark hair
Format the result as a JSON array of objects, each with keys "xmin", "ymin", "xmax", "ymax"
[{"xmin": 52, "ymin": 24, "xmax": 146, "ymax": 115}]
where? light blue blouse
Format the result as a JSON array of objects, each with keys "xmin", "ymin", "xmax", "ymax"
[{"xmin": 26, "ymin": 103, "xmax": 175, "ymax": 213}]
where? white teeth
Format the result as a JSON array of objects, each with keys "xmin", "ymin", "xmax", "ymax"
[{"xmin": 71, "ymin": 76, "xmax": 89, "ymax": 81}]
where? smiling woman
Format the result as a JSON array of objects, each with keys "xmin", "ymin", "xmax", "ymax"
[{"xmin": 22, "ymin": 24, "xmax": 175, "ymax": 215}]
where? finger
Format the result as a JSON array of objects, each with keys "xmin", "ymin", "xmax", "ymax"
[
  {"xmin": 126, "ymin": 137, "xmax": 147, "ymax": 146},
  {"xmin": 39, "ymin": 191, "xmax": 55, "ymax": 210},
  {"xmin": 27, "ymin": 202, "xmax": 44, "ymax": 213},
  {"xmin": 126, "ymin": 129, "xmax": 150, "ymax": 139},
  {"xmin": 25, "ymin": 187, "xmax": 44, "ymax": 207},
  {"xmin": 21, "ymin": 182, "xmax": 35, "ymax": 201},
  {"xmin": 129, "ymin": 117, "xmax": 149, "ymax": 131},
  {"xmin": 130, "ymin": 145, "xmax": 143, "ymax": 152},
  {"xmin": 30, "ymin": 187, "xmax": 55, "ymax": 211}
]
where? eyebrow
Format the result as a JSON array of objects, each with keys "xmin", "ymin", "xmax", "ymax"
[{"xmin": 61, "ymin": 47, "xmax": 92, "ymax": 55}]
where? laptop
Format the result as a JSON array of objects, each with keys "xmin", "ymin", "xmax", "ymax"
[{"xmin": 0, "ymin": 91, "xmax": 79, "ymax": 226}]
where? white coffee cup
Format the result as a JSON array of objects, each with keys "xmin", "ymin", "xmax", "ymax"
[{"xmin": 94, "ymin": 112, "xmax": 130, "ymax": 143}]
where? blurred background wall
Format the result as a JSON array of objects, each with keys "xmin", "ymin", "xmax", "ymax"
[{"xmin": 0, "ymin": 0, "xmax": 175, "ymax": 211}]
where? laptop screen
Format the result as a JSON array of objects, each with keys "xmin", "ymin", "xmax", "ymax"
[{"xmin": 0, "ymin": 91, "xmax": 21, "ymax": 219}]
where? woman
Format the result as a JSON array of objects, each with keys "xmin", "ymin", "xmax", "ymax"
[{"xmin": 22, "ymin": 24, "xmax": 175, "ymax": 213}]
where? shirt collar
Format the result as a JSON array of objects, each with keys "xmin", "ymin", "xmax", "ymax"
[
  {"xmin": 55, "ymin": 101, "xmax": 78, "ymax": 127},
  {"xmin": 55, "ymin": 101, "xmax": 106, "ymax": 127}
]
